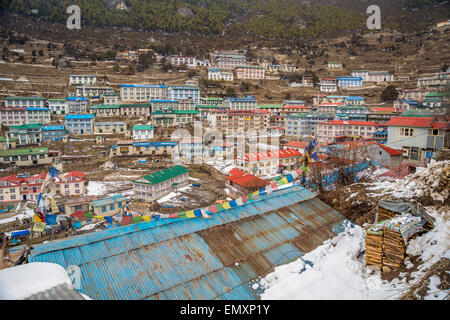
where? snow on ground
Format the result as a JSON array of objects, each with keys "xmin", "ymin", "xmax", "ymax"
[
  {"xmin": 0, "ymin": 208, "xmax": 34, "ymax": 225},
  {"xmin": 259, "ymin": 161, "xmax": 450, "ymax": 300},
  {"xmin": 189, "ymin": 177, "xmax": 201, "ymax": 181},
  {"xmin": 86, "ymin": 181, "xmax": 132, "ymax": 197},
  {"xmin": 157, "ymin": 186, "xmax": 193, "ymax": 204},
  {"xmin": 424, "ymin": 275, "xmax": 449, "ymax": 300},
  {"xmin": 205, "ymin": 159, "xmax": 235, "ymax": 174},
  {"xmin": 0, "ymin": 262, "xmax": 73, "ymax": 299}
]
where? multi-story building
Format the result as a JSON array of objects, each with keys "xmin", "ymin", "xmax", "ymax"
[
  {"xmin": 89, "ymin": 104, "xmax": 121, "ymax": 116},
  {"xmin": 47, "ymin": 99, "xmax": 68, "ymax": 115},
  {"xmin": 3, "ymin": 97, "xmax": 46, "ymax": 108},
  {"xmin": 132, "ymin": 125, "xmax": 154, "ymax": 141},
  {"xmin": 386, "ymin": 117, "xmax": 449, "ymax": 163},
  {"xmin": 151, "ymin": 110, "xmax": 200, "ymax": 128},
  {"xmin": 103, "ymin": 93, "xmax": 120, "ymax": 105},
  {"xmin": 394, "ymin": 99, "xmax": 421, "ymax": 110},
  {"xmin": 316, "ymin": 120, "xmax": 381, "ymax": 143},
  {"xmin": 74, "ymin": 86, "xmax": 115, "ymax": 98},
  {"xmin": 315, "ymin": 103, "xmax": 343, "ymax": 115},
  {"xmin": 207, "ymin": 68, "xmax": 234, "ymax": 81},
  {"xmin": 225, "ymin": 168, "xmax": 270, "ymax": 199},
  {"xmin": 280, "ymin": 105, "xmax": 312, "ymax": 117},
  {"xmin": 119, "ymin": 104, "xmax": 152, "ymax": 117},
  {"xmin": 167, "ymin": 85, "xmax": 200, "ymax": 105},
  {"xmin": 214, "ymin": 53, "xmax": 246, "ymax": 69},
  {"xmin": 66, "ymin": 97, "xmax": 89, "ymax": 114},
  {"xmin": 119, "ymin": 84, "xmax": 168, "ymax": 102},
  {"xmin": 41, "ymin": 125, "xmax": 66, "ymax": 142},
  {"xmin": 234, "ymin": 149, "xmax": 302, "ymax": 177},
  {"xmin": 397, "ymin": 88, "xmax": 439, "ymax": 102},
  {"xmin": 200, "ymin": 97, "xmax": 223, "ymax": 106},
  {"xmin": 197, "ymin": 105, "xmax": 229, "ymax": 120},
  {"xmin": 8, "ymin": 124, "xmax": 42, "ymax": 145},
  {"xmin": 69, "ymin": 74, "xmax": 97, "ymax": 85},
  {"xmin": 417, "ymin": 72, "xmax": 449, "ymax": 88},
  {"xmin": 207, "ymin": 110, "xmax": 271, "ymax": 134},
  {"xmin": 94, "ymin": 122, "xmax": 127, "ymax": 134},
  {"xmin": 235, "ymin": 66, "xmax": 265, "ymax": 80},
  {"xmin": 224, "ymin": 96, "xmax": 257, "ymax": 110},
  {"xmin": 0, "ymin": 147, "xmax": 53, "ymax": 167},
  {"xmin": 150, "ymin": 100, "xmax": 179, "ymax": 112},
  {"xmin": 319, "ymin": 78, "xmax": 338, "ymax": 92},
  {"xmin": 367, "ymin": 107, "xmax": 401, "ymax": 124},
  {"xmin": 346, "ymin": 96, "xmax": 365, "ymax": 106},
  {"xmin": 26, "ymin": 107, "xmax": 51, "ymax": 124},
  {"xmin": 175, "ymin": 137, "xmax": 204, "ymax": 160},
  {"xmin": 167, "ymin": 55, "xmax": 197, "ymax": 67},
  {"xmin": 0, "ymin": 107, "xmax": 27, "ymax": 126},
  {"xmin": 338, "ymin": 76, "xmax": 363, "ymax": 88},
  {"xmin": 284, "ymin": 113, "xmax": 333, "ymax": 138},
  {"xmin": 64, "ymin": 114, "xmax": 94, "ymax": 135},
  {"xmin": 110, "ymin": 140, "xmax": 178, "ymax": 158},
  {"xmin": 133, "ymin": 165, "xmax": 189, "ymax": 202},
  {"xmin": 335, "ymin": 106, "xmax": 369, "ymax": 121},
  {"xmin": 351, "ymin": 70, "xmax": 394, "ymax": 82},
  {"xmin": 327, "ymin": 62, "xmax": 343, "ymax": 69}
]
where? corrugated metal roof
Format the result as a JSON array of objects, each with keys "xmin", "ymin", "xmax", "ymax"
[{"xmin": 28, "ymin": 186, "xmax": 350, "ymax": 300}]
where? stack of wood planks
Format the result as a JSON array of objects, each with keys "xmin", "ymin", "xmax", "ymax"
[
  {"xmin": 377, "ymin": 206, "xmax": 396, "ymax": 223},
  {"xmin": 365, "ymin": 227, "xmax": 384, "ymax": 269},
  {"xmin": 382, "ymin": 228, "xmax": 406, "ymax": 270}
]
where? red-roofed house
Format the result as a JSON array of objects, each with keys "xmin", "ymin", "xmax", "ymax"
[
  {"xmin": 235, "ymin": 148, "xmax": 302, "ymax": 177},
  {"xmin": 283, "ymin": 141, "xmax": 308, "ymax": 153},
  {"xmin": 370, "ymin": 143, "xmax": 403, "ymax": 168},
  {"xmin": 386, "ymin": 116, "xmax": 449, "ymax": 163},
  {"xmin": 226, "ymin": 169, "xmax": 270, "ymax": 199},
  {"xmin": 316, "ymin": 120, "xmax": 381, "ymax": 143}
]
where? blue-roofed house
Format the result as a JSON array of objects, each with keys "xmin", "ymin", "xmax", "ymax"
[
  {"xmin": 64, "ymin": 114, "xmax": 94, "ymax": 135},
  {"xmin": 26, "ymin": 107, "xmax": 51, "ymax": 124},
  {"xmin": 345, "ymin": 96, "xmax": 365, "ymax": 106},
  {"xmin": 66, "ymin": 97, "xmax": 89, "ymax": 114},
  {"xmin": 41, "ymin": 125, "xmax": 66, "ymax": 142},
  {"xmin": 91, "ymin": 194, "xmax": 127, "ymax": 217},
  {"xmin": 338, "ymin": 77, "xmax": 363, "ymax": 88},
  {"xmin": 167, "ymin": 85, "xmax": 200, "ymax": 105},
  {"xmin": 27, "ymin": 185, "xmax": 351, "ymax": 300}
]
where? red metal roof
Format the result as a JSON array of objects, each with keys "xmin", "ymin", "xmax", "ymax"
[
  {"xmin": 236, "ymin": 148, "xmax": 302, "ymax": 162},
  {"xmin": 370, "ymin": 107, "xmax": 397, "ymax": 112},
  {"xmin": 318, "ymin": 120, "xmax": 381, "ymax": 126},
  {"xmin": 227, "ymin": 169, "xmax": 270, "ymax": 189},
  {"xmin": 71, "ymin": 211, "xmax": 86, "ymax": 219},
  {"xmin": 284, "ymin": 141, "xmax": 308, "ymax": 149},
  {"xmin": 337, "ymin": 140, "xmax": 377, "ymax": 150},
  {"xmin": 386, "ymin": 117, "xmax": 434, "ymax": 127},
  {"xmin": 432, "ymin": 121, "xmax": 449, "ymax": 130},
  {"xmin": 282, "ymin": 105, "xmax": 311, "ymax": 109},
  {"xmin": 377, "ymin": 143, "xmax": 403, "ymax": 156}
]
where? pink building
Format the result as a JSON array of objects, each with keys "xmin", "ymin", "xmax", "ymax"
[
  {"xmin": 0, "ymin": 171, "xmax": 86, "ymax": 203},
  {"xmin": 316, "ymin": 120, "xmax": 381, "ymax": 143},
  {"xmin": 235, "ymin": 66, "xmax": 265, "ymax": 80}
]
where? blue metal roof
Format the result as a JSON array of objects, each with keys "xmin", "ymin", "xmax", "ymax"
[
  {"xmin": 346, "ymin": 96, "xmax": 365, "ymax": 100},
  {"xmin": 64, "ymin": 114, "xmax": 94, "ymax": 120},
  {"xmin": 120, "ymin": 84, "xmax": 167, "ymax": 88},
  {"xmin": 133, "ymin": 141, "xmax": 178, "ymax": 147},
  {"xmin": 41, "ymin": 125, "xmax": 65, "ymax": 131},
  {"xmin": 28, "ymin": 186, "xmax": 350, "ymax": 300},
  {"xmin": 66, "ymin": 97, "xmax": 88, "ymax": 101},
  {"xmin": 92, "ymin": 194, "xmax": 127, "ymax": 208},
  {"xmin": 26, "ymin": 107, "xmax": 51, "ymax": 111}
]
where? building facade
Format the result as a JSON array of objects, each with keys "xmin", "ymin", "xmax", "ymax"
[
  {"xmin": 132, "ymin": 125, "xmax": 154, "ymax": 141},
  {"xmin": 235, "ymin": 66, "xmax": 265, "ymax": 80},
  {"xmin": 316, "ymin": 120, "xmax": 380, "ymax": 143},
  {"xmin": 64, "ymin": 114, "xmax": 94, "ymax": 135},
  {"xmin": 3, "ymin": 97, "xmax": 46, "ymax": 108},
  {"xmin": 69, "ymin": 74, "xmax": 97, "ymax": 85},
  {"xmin": 120, "ymin": 84, "xmax": 168, "ymax": 102}
]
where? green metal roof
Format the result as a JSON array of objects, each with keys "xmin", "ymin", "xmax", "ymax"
[
  {"xmin": 133, "ymin": 125, "xmax": 154, "ymax": 130},
  {"xmin": 197, "ymin": 105, "xmax": 226, "ymax": 109},
  {"xmin": 257, "ymin": 105, "xmax": 282, "ymax": 108},
  {"xmin": 48, "ymin": 98, "xmax": 66, "ymax": 101},
  {"xmin": 174, "ymin": 110, "xmax": 199, "ymax": 114},
  {"xmin": 8, "ymin": 124, "xmax": 42, "ymax": 130},
  {"xmin": 201, "ymin": 97, "xmax": 223, "ymax": 101},
  {"xmin": 134, "ymin": 165, "xmax": 188, "ymax": 185},
  {"xmin": 90, "ymin": 104, "xmax": 120, "ymax": 109},
  {"xmin": 5, "ymin": 97, "xmax": 45, "ymax": 100},
  {"xmin": 400, "ymin": 109, "xmax": 434, "ymax": 117},
  {"xmin": 0, "ymin": 147, "xmax": 48, "ymax": 157},
  {"xmin": 336, "ymin": 105, "xmax": 368, "ymax": 110},
  {"xmin": 0, "ymin": 137, "xmax": 17, "ymax": 142},
  {"xmin": 120, "ymin": 104, "xmax": 150, "ymax": 108}
]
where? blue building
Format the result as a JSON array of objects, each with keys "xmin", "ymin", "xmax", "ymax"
[
  {"xmin": 167, "ymin": 85, "xmax": 200, "ymax": 105},
  {"xmin": 285, "ymin": 113, "xmax": 334, "ymax": 138},
  {"xmin": 64, "ymin": 114, "xmax": 94, "ymax": 135},
  {"xmin": 28, "ymin": 185, "xmax": 350, "ymax": 300},
  {"xmin": 41, "ymin": 125, "xmax": 66, "ymax": 142},
  {"xmin": 338, "ymin": 77, "xmax": 363, "ymax": 88}
]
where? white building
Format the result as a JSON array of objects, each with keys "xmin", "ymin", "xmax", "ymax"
[
  {"xmin": 208, "ymin": 68, "xmax": 234, "ymax": 81},
  {"xmin": 47, "ymin": 99, "xmax": 68, "ymax": 115},
  {"xmin": 120, "ymin": 84, "xmax": 168, "ymax": 102},
  {"xmin": 319, "ymin": 78, "xmax": 338, "ymax": 92},
  {"xmin": 69, "ymin": 74, "xmax": 97, "ymax": 85},
  {"xmin": 132, "ymin": 124, "xmax": 154, "ymax": 141},
  {"xmin": 167, "ymin": 55, "xmax": 197, "ymax": 67},
  {"xmin": 3, "ymin": 97, "xmax": 46, "ymax": 108}
]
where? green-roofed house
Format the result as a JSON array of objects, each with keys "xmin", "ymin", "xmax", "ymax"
[
  {"xmin": 91, "ymin": 194, "xmax": 127, "ymax": 217},
  {"xmin": 47, "ymin": 98, "xmax": 68, "ymax": 115},
  {"xmin": 3, "ymin": 96, "xmax": 46, "ymax": 108},
  {"xmin": 89, "ymin": 104, "xmax": 121, "ymax": 116},
  {"xmin": 0, "ymin": 137, "xmax": 17, "ymax": 150},
  {"xmin": 8, "ymin": 124, "xmax": 43, "ymax": 145},
  {"xmin": 132, "ymin": 124, "xmax": 154, "ymax": 140},
  {"xmin": 0, "ymin": 147, "xmax": 52, "ymax": 167},
  {"xmin": 151, "ymin": 110, "xmax": 200, "ymax": 128},
  {"xmin": 422, "ymin": 92, "xmax": 445, "ymax": 109},
  {"xmin": 132, "ymin": 165, "xmax": 189, "ymax": 202}
]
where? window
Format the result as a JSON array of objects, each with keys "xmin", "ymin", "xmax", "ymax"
[
  {"xmin": 400, "ymin": 128, "xmax": 415, "ymax": 137},
  {"xmin": 110, "ymin": 204, "xmax": 115, "ymax": 211},
  {"xmin": 10, "ymin": 195, "xmax": 15, "ymax": 200},
  {"xmin": 101, "ymin": 206, "xmax": 107, "ymax": 213},
  {"xmin": 118, "ymin": 202, "xmax": 122, "ymax": 208}
]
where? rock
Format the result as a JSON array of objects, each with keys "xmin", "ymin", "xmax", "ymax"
[
  {"xmin": 177, "ymin": 7, "xmax": 194, "ymax": 17},
  {"xmin": 382, "ymin": 266, "xmax": 392, "ymax": 273}
]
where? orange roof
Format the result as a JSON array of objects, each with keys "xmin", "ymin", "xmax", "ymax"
[
  {"xmin": 318, "ymin": 120, "xmax": 381, "ymax": 126},
  {"xmin": 377, "ymin": 143, "xmax": 403, "ymax": 156},
  {"xmin": 386, "ymin": 117, "xmax": 434, "ymax": 127}
]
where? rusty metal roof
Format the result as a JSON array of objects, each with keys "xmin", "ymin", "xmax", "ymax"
[{"xmin": 28, "ymin": 186, "xmax": 350, "ymax": 300}]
